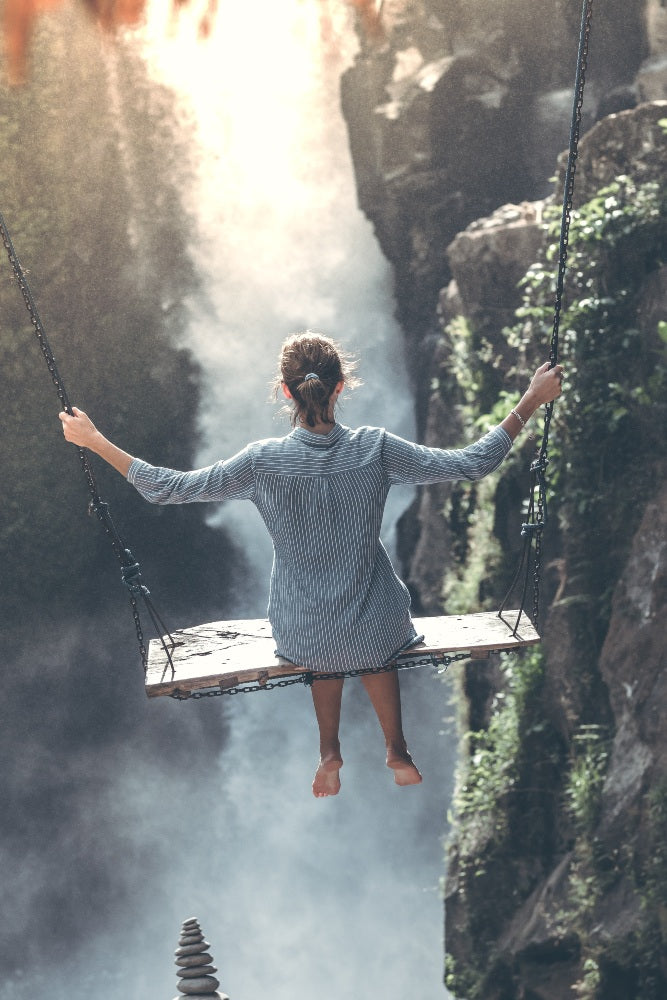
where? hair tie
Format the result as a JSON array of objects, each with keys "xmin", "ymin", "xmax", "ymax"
[{"xmin": 304, "ymin": 372, "xmax": 319, "ymax": 381}]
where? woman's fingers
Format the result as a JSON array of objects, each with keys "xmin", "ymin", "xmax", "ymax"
[
  {"xmin": 528, "ymin": 363, "xmax": 566, "ymax": 404},
  {"xmin": 548, "ymin": 364, "xmax": 564, "ymax": 400},
  {"xmin": 58, "ymin": 408, "xmax": 98, "ymax": 447}
]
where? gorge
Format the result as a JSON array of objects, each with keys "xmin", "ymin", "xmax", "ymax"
[
  {"xmin": 0, "ymin": 2, "xmax": 665, "ymax": 999},
  {"xmin": 339, "ymin": 1, "xmax": 667, "ymax": 997}
]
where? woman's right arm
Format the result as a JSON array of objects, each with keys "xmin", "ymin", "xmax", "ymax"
[
  {"xmin": 382, "ymin": 362, "xmax": 565, "ymax": 485},
  {"xmin": 499, "ymin": 362, "xmax": 564, "ymax": 441}
]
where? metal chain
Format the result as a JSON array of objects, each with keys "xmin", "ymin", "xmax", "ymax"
[
  {"xmin": 0, "ymin": 209, "xmax": 171, "ymax": 672},
  {"xmin": 548, "ymin": 0, "xmax": 595, "ymax": 375},
  {"xmin": 500, "ymin": 0, "xmax": 593, "ymax": 633},
  {"xmin": 531, "ymin": 0, "xmax": 593, "ymax": 625},
  {"xmin": 169, "ymin": 651, "xmax": 473, "ymax": 700}
]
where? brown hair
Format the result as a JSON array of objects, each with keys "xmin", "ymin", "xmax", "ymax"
[{"xmin": 274, "ymin": 331, "xmax": 360, "ymax": 428}]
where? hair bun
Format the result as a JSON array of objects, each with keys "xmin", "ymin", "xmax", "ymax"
[{"xmin": 277, "ymin": 331, "xmax": 359, "ymax": 428}]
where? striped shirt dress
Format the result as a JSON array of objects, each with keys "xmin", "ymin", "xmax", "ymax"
[{"xmin": 127, "ymin": 423, "xmax": 512, "ymax": 673}]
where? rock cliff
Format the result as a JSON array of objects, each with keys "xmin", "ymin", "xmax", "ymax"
[
  {"xmin": 341, "ymin": 3, "xmax": 667, "ymax": 998},
  {"xmin": 342, "ymin": 0, "xmax": 655, "ymax": 397}
]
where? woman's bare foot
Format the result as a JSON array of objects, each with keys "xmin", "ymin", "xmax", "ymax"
[
  {"xmin": 386, "ymin": 744, "xmax": 422, "ymax": 786},
  {"xmin": 312, "ymin": 752, "xmax": 343, "ymax": 797}
]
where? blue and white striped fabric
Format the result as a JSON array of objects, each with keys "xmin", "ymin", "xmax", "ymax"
[{"xmin": 127, "ymin": 423, "xmax": 512, "ymax": 672}]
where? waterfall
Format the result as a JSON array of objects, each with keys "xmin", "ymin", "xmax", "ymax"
[
  {"xmin": 140, "ymin": 0, "xmax": 418, "ymax": 597},
  {"xmin": 127, "ymin": 4, "xmax": 458, "ymax": 999}
]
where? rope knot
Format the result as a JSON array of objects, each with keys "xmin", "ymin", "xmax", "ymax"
[
  {"xmin": 530, "ymin": 456, "xmax": 549, "ymax": 475},
  {"xmin": 121, "ymin": 549, "xmax": 150, "ymax": 596}
]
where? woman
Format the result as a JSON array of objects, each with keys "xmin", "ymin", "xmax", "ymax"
[{"xmin": 59, "ymin": 332, "xmax": 563, "ymax": 797}]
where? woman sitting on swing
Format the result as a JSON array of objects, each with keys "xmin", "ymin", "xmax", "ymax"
[{"xmin": 60, "ymin": 332, "xmax": 563, "ymax": 797}]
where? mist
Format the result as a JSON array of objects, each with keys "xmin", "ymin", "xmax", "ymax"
[
  {"xmin": 1, "ymin": 3, "xmax": 458, "ymax": 999},
  {"xmin": 141, "ymin": 0, "xmax": 419, "ymax": 587}
]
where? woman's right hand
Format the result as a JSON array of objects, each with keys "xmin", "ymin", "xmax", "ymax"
[
  {"xmin": 500, "ymin": 362, "xmax": 565, "ymax": 441},
  {"xmin": 525, "ymin": 362, "xmax": 564, "ymax": 406}
]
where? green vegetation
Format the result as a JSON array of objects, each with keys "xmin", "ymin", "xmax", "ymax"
[
  {"xmin": 565, "ymin": 725, "xmax": 609, "ymax": 833},
  {"xmin": 454, "ymin": 649, "xmax": 548, "ymax": 848},
  {"xmin": 445, "ymin": 647, "xmax": 566, "ymax": 999},
  {"xmin": 0, "ymin": 22, "xmax": 241, "ymax": 629},
  {"xmin": 443, "ymin": 172, "xmax": 666, "ymax": 997},
  {"xmin": 435, "ymin": 313, "xmax": 528, "ymax": 611},
  {"xmin": 548, "ymin": 679, "xmax": 666, "ymax": 999},
  {"xmin": 526, "ymin": 177, "xmax": 665, "ymax": 641}
]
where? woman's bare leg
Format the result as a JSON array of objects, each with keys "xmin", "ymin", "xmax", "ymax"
[
  {"xmin": 361, "ymin": 671, "xmax": 422, "ymax": 786},
  {"xmin": 310, "ymin": 676, "xmax": 344, "ymax": 797}
]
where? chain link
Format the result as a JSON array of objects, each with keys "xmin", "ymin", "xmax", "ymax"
[
  {"xmin": 533, "ymin": 0, "xmax": 593, "ymax": 626},
  {"xmin": 500, "ymin": 0, "xmax": 593, "ymax": 633},
  {"xmin": 0, "ymin": 210, "xmax": 162, "ymax": 672},
  {"xmin": 169, "ymin": 651, "xmax": 473, "ymax": 700}
]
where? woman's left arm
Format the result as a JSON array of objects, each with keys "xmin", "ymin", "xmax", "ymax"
[
  {"xmin": 500, "ymin": 362, "xmax": 564, "ymax": 441},
  {"xmin": 59, "ymin": 407, "xmax": 135, "ymax": 477},
  {"xmin": 59, "ymin": 407, "xmax": 254, "ymax": 504}
]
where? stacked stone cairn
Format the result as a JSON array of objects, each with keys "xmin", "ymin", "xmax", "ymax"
[{"xmin": 173, "ymin": 917, "xmax": 229, "ymax": 1000}]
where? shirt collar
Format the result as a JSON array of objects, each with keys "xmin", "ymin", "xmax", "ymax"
[{"xmin": 292, "ymin": 423, "xmax": 346, "ymax": 449}]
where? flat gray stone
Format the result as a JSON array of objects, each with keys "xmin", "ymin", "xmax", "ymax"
[
  {"xmin": 172, "ymin": 994, "xmax": 228, "ymax": 1000},
  {"xmin": 177, "ymin": 975, "xmax": 220, "ymax": 994},
  {"xmin": 177, "ymin": 965, "xmax": 217, "ymax": 978},
  {"xmin": 179, "ymin": 934, "xmax": 205, "ymax": 946},
  {"xmin": 176, "ymin": 941, "xmax": 210, "ymax": 956},
  {"xmin": 176, "ymin": 953, "xmax": 213, "ymax": 968}
]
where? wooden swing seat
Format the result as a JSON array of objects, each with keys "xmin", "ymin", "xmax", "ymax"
[{"xmin": 145, "ymin": 611, "xmax": 539, "ymax": 698}]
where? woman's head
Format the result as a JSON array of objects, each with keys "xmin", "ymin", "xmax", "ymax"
[{"xmin": 276, "ymin": 331, "xmax": 359, "ymax": 428}]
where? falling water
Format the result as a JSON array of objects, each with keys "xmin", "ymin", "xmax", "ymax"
[
  {"xmin": 129, "ymin": 4, "xmax": 458, "ymax": 999},
  {"xmin": 140, "ymin": 0, "xmax": 419, "ymax": 594}
]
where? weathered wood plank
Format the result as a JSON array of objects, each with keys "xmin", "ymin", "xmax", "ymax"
[{"xmin": 145, "ymin": 611, "xmax": 539, "ymax": 698}]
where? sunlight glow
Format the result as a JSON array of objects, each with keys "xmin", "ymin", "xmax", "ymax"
[
  {"xmin": 138, "ymin": 0, "xmax": 360, "ymax": 210},
  {"xmin": 138, "ymin": 0, "xmax": 360, "ymax": 272}
]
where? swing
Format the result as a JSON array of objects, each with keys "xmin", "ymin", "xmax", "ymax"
[
  {"xmin": 144, "ymin": 612, "xmax": 541, "ymax": 699},
  {"xmin": 1, "ymin": 0, "xmax": 594, "ymax": 699}
]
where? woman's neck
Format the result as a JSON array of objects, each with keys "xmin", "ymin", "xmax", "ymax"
[{"xmin": 298, "ymin": 418, "xmax": 336, "ymax": 435}]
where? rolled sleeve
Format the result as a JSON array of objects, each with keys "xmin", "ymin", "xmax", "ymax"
[
  {"xmin": 383, "ymin": 426, "xmax": 512, "ymax": 486},
  {"xmin": 127, "ymin": 447, "xmax": 255, "ymax": 504}
]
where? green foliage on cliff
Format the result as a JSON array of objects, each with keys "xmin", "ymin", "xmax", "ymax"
[
  {"xmin": 564, "ymin": 725, "xmax": 609, "ymax": 833},
  {"xmin": 446, "ymin": 647, "xmax": 566, "ymax": 1000},
  {"xmin": 0, "ymin": 24, "xmax": 240, "ymax": 631},
  {"xmin": 434, "ymin": 313, "xmax": 529, "ymax": 611},
  {"xmin": 526, "ymin": 175, "xmax": 665, "ymax": 643},
  {"xmin": 445, "ymin": 172, "xmax": 666, "ymax": 998},
  {"xmin": 454, "ymin": 649, "xmax": 546, "ymax": 841}
]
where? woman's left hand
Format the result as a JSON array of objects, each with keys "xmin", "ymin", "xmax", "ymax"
[{"xmin": 59, "ymin": 407, "xmax": 101, "ymax": 449}]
